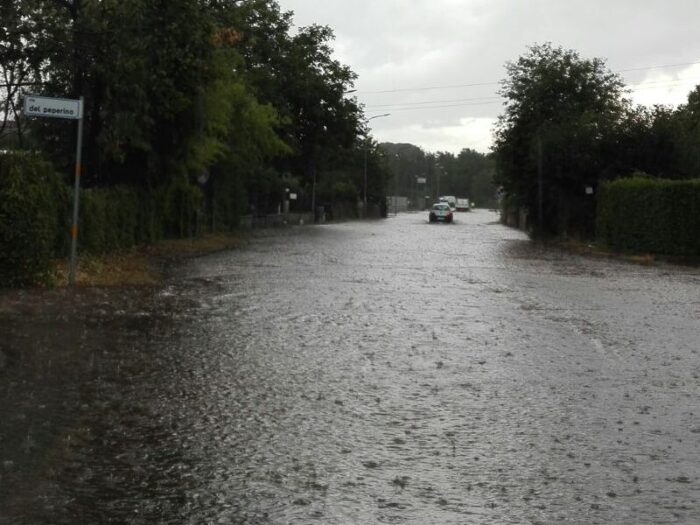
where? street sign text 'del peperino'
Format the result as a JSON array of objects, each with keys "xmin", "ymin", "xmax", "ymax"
[{"xmin": 24, "ymin": 95, "xmax": 82, "ymax": 119}]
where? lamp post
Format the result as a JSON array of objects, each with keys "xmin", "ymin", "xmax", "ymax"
[
  {"xmin": 394, "ymin": 153, "xmax": 399, "ymax": 215},
  {"xmin": 363, "ymin": 113, "xmax": 390, "ymax": 216}
]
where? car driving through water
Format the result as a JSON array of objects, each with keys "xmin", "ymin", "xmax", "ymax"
[{"xmin": 428, "ymin": 202, "xmax": 453, "ymax": 223}]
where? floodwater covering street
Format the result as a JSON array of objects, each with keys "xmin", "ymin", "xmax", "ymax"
[{"xmin": 1, "ymin": 210, "xmax": 699, "ymax": 524}]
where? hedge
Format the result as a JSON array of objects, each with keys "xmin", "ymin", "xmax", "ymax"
[
  {"xmin": 0, "ymin": 151, "xmax": 69, "ymax": 286},
  {"xmin": 1, "ymin": 151, "xmax": 207, "ymax": 287},
  {"xmin": 597, "ymin": 176, "xmax": 700, "ymax": 256},
  {"xmin": 80, "ymin": 186, "xmax": 142, "ymax": 254}
]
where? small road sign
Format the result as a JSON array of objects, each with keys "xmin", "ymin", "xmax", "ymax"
[{"xmin": 24, "ymin": 95, "xmax": 82, "ymax": 120}]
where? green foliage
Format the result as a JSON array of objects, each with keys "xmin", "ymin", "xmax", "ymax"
[
  {"xmin": 380, "ymin": 144, "xmax": 496, "ymax": 208},
  {"xmin": 362, "ymin": 140, "xmax": 391, "ymax": 206},
  {"xmin": 8, "ymin": 0, "xmax": 365, "ymax": 228},
  {"xmin": 0, "ymin": 149, "xmax": 208, "ymax": 287},
  {"xmin": 209, "ymin": 158, "xmax": 247, "ymax": 231},
  {"xmin": 229, "ymin": 2, "xmax": 363, "ymax": 195},
  {"xmin": 0, "ymin": 0, "xmax": 45, "ymax": 149},
  {"xmin": 2, "ymin": 0, "xmax": 379, "ymax": 285},
  {"xmin": 597, "ymin": 176, "xmax": 700, "ymax": 255},
  {"xmin": 163, "ymin": 178, "xmax": 203, "ymax": 238},
  {"xmin": 619, "ymin": 89, "xmax": 700, "ymax": 181},
  {"xmin": 494, "ymin": 44, "xmax": 700, "ymax": 241},
  {"xmin": 79, "ymin": 181, "xmax": 205, "ymax": 253},
  {"xmin": 79, "ymin": 186, "xmax": 141, "ymax": 254},
  {"xmin": 0, "ymin": 152, "xmax": 68, "ymax": 287},
  {"xmin": 220, "ymin": 82, "xmax": 291, "ymax": 174},
  {"xmin": 494, "ymin": 43, "xmax": 628, "ymax": 237}
]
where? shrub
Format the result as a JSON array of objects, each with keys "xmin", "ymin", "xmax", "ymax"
[
  {"xmin": 0, "ymin": 152, "xmax": 68, "ymax": 287},
  {"xmin": 80, "ymin": 189, "xmax": 108, "ymax": 254},
  {"xmin": 80, "ymin": 186, "xmax": 147, "ymax": 254},
  {"xmin": 597, "ymin": 176, "xmax": 700, "ymax": 255},
  {"xmin": 1, "ymin": 151, "xmax": 212, "ymax": 287},
  {"xmin": 163, "ymin": 177, "xmax": 203, "ymax": 237}
]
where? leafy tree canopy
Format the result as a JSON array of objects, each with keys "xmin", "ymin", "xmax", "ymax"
[{"xmin": 494, "ymin": 43, "xmax": 629, "ymax": 236}]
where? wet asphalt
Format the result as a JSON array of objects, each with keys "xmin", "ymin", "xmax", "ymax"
[{"xmin": 0, "ymin": 209, "xmax": 699, "ymax": 524}]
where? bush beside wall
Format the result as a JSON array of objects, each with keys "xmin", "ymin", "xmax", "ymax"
[
  {"xmin": 597, "ymin": 176, "xmax": 700, "ymax": 256},
  {"xmin": 0, "ymin": 152, "xmax": 68, "ymax": 286}
]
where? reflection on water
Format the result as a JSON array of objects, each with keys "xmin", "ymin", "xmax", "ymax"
[{"xmin": 1, "ymin": 211, "xmax": 699, "ymax": 524}]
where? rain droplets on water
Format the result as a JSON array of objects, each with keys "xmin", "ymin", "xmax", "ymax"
[{"xmin": 1, "ymin": 210, "xmax": 699, "ymax": 524}]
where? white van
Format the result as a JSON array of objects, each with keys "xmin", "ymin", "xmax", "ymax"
[{"xmin": 439, "ymin": 195, "xmax": 456, "ymax": 210}]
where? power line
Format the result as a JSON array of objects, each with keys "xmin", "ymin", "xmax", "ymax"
[
  {"xmin": 361, "ymin": 77, "xmax": 700, "ymax": 111},
  {"xmin": 365, "ymin": 77, "xmax": 700, "ymax": 111},
  {"xmin": 616, "ymin": 61, "xmax": 700, "ymax": 73},
  {"xmin": 628, "ymin": 76, "xmax": 700, "ymax": 90},
  {"xmin": 358, "ymin": 60, "xmax": 700, "ymax": 95},
  {"xmin": 360, "ymin": 81, "xmax": 499, "ymax": 95},
  {"xmin": 383, "ymin": 101, "xmax": 503, "ymax": 113},
  {"xmin": 365, "ymin": 95, "xmax": 501, "ymax": 109},
  {"xmin": 363, "ymin": 82, "xmax": 700, "ymax": 115}
]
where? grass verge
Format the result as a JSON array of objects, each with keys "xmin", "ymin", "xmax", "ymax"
[
  {"xmin": 50, "ymin": 232, "xmax": 246, "ymax": 287},
  {"xmin": 556, "ymin": 239, "xmax": 699, "ymax": 266}
]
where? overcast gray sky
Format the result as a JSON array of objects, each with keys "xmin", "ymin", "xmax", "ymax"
[{"xmin": 278, "ymin": 0, "xmax": 700, "ymax": 154}]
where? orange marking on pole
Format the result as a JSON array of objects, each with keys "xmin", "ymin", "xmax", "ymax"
[
  {"xmin": 75, "ymin": 163, "xmax": 81, "ymax": 177},
  {"xmin": 70, "ymin": 225, "xmax": 78, "ymax": 238}
]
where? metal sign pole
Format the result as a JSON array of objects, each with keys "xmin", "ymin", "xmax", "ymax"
[{"xmin": 68, "ymin": 96, "xmax": 84, "ymax": 285}]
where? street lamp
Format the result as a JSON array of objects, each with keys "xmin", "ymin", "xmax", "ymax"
[
  {"xmin": 393, "ymin": 153, "xmax": 400, "ymax": 216},
  {"xmin": 363, "ymin": 113, "xmax": 390, "ymax": 215}
]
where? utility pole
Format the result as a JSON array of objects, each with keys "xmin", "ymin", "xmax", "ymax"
[
  {"xmin": 363, "ymin": 139, "xmax": 368, "ymax": 215},
  {"xmin": 362, "ymin": 113, "xmax": 390, "ymax": 217},
  {"xmin": 537, "ymin": 133, "xmax": 543, "ymax": 235},
  {"xmin": 311, "ymin": 163, "xmax": 316, "ymax": 219},
  {"xmin": 394, "ymin": 154, "xmax": 399, "ymax": 215}
]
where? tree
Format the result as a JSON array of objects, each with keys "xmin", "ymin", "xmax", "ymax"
[
  {"xmin": 494, "ymin": 43, "xmax": 628, "ymax": 237},
  {"xmin": 455, "ymin": 149, "xmax": 497, "ymax": 208},
  {"xmin": 669, "ymin": 86, "xmax": 700, "ymax": 178},
  {"xmin": 0, "ymin": 0, "xmax": 48, "ymax": 149},
  {"xmin": 380, "ymin": 143, "xmax": 427, "ymax": 208},
  {"xmin": 224, "ymin": 1, "xmax": 362, "ymax": 201},
  {"xmin": 7, "ymin": 0, "xmax": 372, "ymax": 232},
  {"xmin": 380, "ymin": 143, "xmax": 497, "ymax": 209}
]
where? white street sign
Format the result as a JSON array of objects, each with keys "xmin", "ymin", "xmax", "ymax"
[
  {"xmin": 24, "ymin": 95, "xmax": 82, "ymax": 120},
  {"xmin": 289, "ymin": 193, "xmax": 298, "ymax": 200},
  {"xmin": 416, "ymin": 177, "xmax": 427, "ymax": 184}
]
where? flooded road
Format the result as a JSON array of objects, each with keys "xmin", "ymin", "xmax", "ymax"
[{"xmin": 1, "ymin": 210, "xmax": 699, "ymax": 524}]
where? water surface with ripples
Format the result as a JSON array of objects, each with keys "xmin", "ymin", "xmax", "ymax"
[{"xmin": 1, "ymin": 210, "xmax": 699, "ymax": 524}]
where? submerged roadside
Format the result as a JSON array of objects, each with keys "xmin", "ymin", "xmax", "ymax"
[
  {"xmin": 553, "ymin": 238, "xmax": 700, "ymax": 268},
  {"xmin": 47, "ymin": 232, "xmax": 248, "ymax": 288}
]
